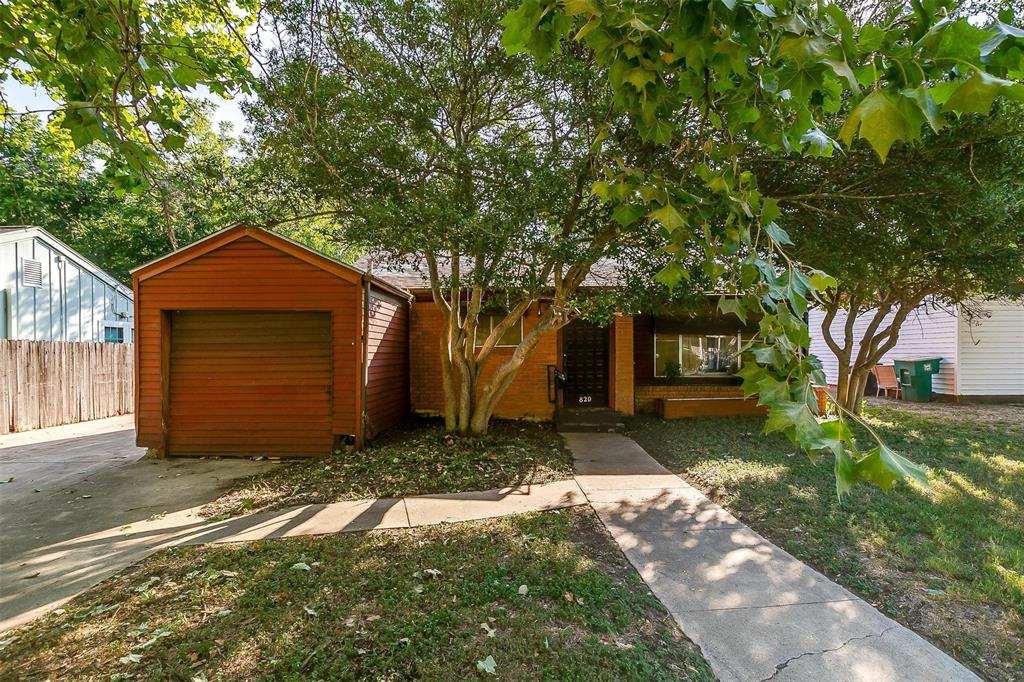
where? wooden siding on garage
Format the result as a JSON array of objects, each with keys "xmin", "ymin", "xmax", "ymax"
[
  {"xmin": 168, "ymin": 311, "xmax": 333, "ymax": 456},
  {"xmin": 134, "ymin": 231, "xmax": 361, "ymax": 454},
  {"xmin": 364, "ymin": 287, "xmax": 409, "ymax": 437}
]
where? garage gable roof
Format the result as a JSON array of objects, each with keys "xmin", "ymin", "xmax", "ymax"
[{"xmin": 131, "ymin": 223, "xmax": 410, "ymax": 298}]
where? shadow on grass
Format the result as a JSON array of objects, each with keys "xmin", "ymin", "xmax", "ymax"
[
  {"xmin": 0, "ymin": 509, "xmax": 714, "ymax": 681},
  {"xmin": 201, "ymin": 417, "xmax": 576, "ymax": 518},
  {"xmin": 626, "ymin": 405, "xmax": 1023, "ymax": 680}
]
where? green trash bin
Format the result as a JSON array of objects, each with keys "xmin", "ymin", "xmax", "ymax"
[{"xmin": 892, "ymin": 357, "xmax": 942, "ymax": 402}]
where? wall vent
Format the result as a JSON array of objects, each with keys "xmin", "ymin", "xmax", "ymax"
[{"xmin": 21, "ymin": 258, "xmax": 43, "ymax": 288}]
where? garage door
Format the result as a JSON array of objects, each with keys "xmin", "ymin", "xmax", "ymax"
[{"xmin": 168, "ymin": 310, "xmax": 333, "ymax": 456}]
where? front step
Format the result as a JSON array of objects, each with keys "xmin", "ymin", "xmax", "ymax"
[{"xmin": 556, "ymin": 407, "xmax": 625, "ymax": 433}]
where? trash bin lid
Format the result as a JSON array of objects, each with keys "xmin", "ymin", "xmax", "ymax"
[{"xmin": 893, "ymin": 357, "xmax": 943, "ymax": 362}]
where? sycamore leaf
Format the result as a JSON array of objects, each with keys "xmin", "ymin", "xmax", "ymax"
[
  {"xmin": 799, "ymin": 127, "xmax": 835, "ymax": 156},
  {"xmin": 161, "ymin": 134, "xmax": 187, "ymax": 151},
  {"xmin": 808, "ymin": 269, "xmax": 837, "ymax": 293},
  {"xmin": 760, "ymin": 197, "xmax": 781, "ymax": 224},
  {"xmin": 624, "ymin": 67, "xmax": 655, "ymax": 91},
  {"xmin": 839, "ymin": 90, "xmax": 910, "ymax": 163},
  {"xmin": 477, "ymin": 656, "xmax": 498, "ymax": 675},
  {"xmin": 717, "ymin": 296, "xmax": 747, "ymax": 324},
  {"xmin": 590, "ymin": 180, "xmax": 611, "ymax": 200},
  {"xmin": 855, "ymin": 445, "xmax": 930, "ymax": 491},
  {"xmin": 943, "ymin": 71, "xmax": 1022, "ymax": 116},
  {"xmin": 763, "ymin": 222, "xmax": 793, "ymax": 245},
  {"xmin": 834, "ymin": 451, "xmax": 857, "ymax": 500},
  {"xmin": 824, "ymin": 58, "xmax": 860, "ymax": 92},
  {"xmin": 755, "ymin": 375, "xmax": 790, "ymax": 406},
  {"xmin": 649, "ymin": 204, "xmax": 687, "ymax": 232},
  {"xmin": 611, "ymin": 202, "xmax": 645, "ymax": 226},
  {"xmin": 980, "ymin": 20, "xmax": 1024, "ymax": 57},
  {"xmin": 819, "ymin": 419, "xmax": 852, "ymax": 455},
  {"xmin": 901, "ymin": 86, "xmax": 943, "ymax": 133},
  {"xmin": 655, "ymin": 260, "xmax": 690, "ymax": 289},
  {"xmin": 779, "ymin": 35, "xmax": 828, "ymax": 64},
  {"xmin": 563, "ymin": 0, "xmax": 599, "ymax": 16}
]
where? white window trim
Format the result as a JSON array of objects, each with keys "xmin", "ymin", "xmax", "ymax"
[
  {"xmin": 654, "ymin": 332, "xmax": 743, "ymax": 377},
  {"xmin": 101, "ymin": 320, "xmax": 129, "ymax": 344}
]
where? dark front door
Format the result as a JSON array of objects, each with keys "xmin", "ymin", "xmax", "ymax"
[{"xmin": 562, "ymin": 320, "xmax": 609, "ymax": 406}]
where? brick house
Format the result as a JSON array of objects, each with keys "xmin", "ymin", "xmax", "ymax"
[
  {"xmin": 134, "ymin": 226, "xmax": 762, "ymax": 458},
  {"xmin": 367, "ymin": 262, "xmax": 765, "ymax": 423}
]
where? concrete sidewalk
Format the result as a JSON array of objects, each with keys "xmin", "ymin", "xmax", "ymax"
[
  {"xmin": 1, "ymin": 474, "xmax": 585, "ymax": 632},
  {"xmin": 564, "ymin": 432, "xmax": 979, "ymax": 682}
]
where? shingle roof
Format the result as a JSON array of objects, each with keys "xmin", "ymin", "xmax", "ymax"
[{"xmin": 356, "ymin": 255, "xmax": 622, "ymax": 290}]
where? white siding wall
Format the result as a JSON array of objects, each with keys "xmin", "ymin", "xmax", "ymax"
[
  {"xmin": 808, "ymin": 303, "xmax": 958, "ymax": 395},
  {"xmin": 957, "ymin": 300, "xmax": 1024, "ymax": 397},
  {"xmin": 0, "ymin": 230, "xmax": 133, "ymax": 342}
]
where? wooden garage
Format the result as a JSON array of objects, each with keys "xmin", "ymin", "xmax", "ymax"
[{"xmin": 132, "ymin": 224, "xmax": 411, "ymax": 457}]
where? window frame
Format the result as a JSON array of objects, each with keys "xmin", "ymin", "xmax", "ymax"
[
  {"xmin": 101, "ymin": 320, "xmax": 128, "ymax": 344},
  {"xmin": 654, "ymin": 331, "xmax": 743, "ymax": 377},
  {"xmin": 471, "ymin": 312, "xmax": 524, "ymax": 348}
]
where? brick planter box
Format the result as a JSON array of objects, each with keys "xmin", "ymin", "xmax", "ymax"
[{"xmin": 635, "ymin": 383, "xmax": 766, "ymax": 419}]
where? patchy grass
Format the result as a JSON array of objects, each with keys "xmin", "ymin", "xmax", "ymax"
[
  {"xmin": 0, "ymin": 508, "xmax": 713, "ymax": 681},
  {"xmin": 627, "ymin": 402, "xmax": 1024, "ymax": 681},
  {"xmin": 202, "ymin": 418, "xmax": 573, "ymax": 518}
]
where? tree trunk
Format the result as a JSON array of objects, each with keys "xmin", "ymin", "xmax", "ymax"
[
  {"xmin": 825, "ymin": 296, "xmax": 920, "ymax": 415},
  {"xmin": 467, "ymin": 311, "xmax": 562, "ymax": 434}
]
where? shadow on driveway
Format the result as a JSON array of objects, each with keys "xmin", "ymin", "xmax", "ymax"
[{"xmin": 0, "ymin": 417, "xmax": 277, "ymax": 631}]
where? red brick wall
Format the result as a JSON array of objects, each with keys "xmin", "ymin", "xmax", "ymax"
[
  {"xmin": 611, "ymin": 315, "xmax": 635, "ymax": 415},
  {"xmin": 635, "ymin": 384, "xmax": 746, "ymax": 413},
  {"xmin": 409, "ymin": 301, "xmax": 558, "ymax": 420}
]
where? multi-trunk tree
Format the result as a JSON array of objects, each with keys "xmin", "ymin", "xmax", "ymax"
[
  {"xmin": 759, "ymin": 102, "xmax": 1024, "ymax": 413},
  {"xmin": 246, "ymin": 0, "xmax": 682, "ymax": 434}
]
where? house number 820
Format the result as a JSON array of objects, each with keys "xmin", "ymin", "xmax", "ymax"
[{"xmin": 578, "ymin": 395, "xmax": 592, "ymax": 403}]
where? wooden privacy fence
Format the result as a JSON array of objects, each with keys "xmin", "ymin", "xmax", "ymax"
[{"xmin": 0, "ymin": 340, "xmax": 134, "ymax": 434}]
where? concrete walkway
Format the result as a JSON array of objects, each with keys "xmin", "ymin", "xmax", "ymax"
[
  {"xmin": 1, "ymin": 466, "xmax": 585, "ymax": 633},
  {"xmin": 564, "ymin": 432, "xmax": 979, "ymax": 682}
]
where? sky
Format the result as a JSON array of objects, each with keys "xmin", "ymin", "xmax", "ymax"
[{"xmin": 2, "ymin": 78, "xmax": 251, "ymax": 136}]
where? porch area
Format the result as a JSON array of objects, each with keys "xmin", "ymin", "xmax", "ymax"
[{"xmin": 568, "ymin": 306, "xmax": 767, "ymax": 421}]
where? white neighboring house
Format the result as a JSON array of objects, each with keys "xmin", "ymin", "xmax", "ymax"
[
  {"xmin": 0, "ymin": 226, "xmax": 134, "ymax": 343},
  {"xmin": 809, "ymin": 299, "xmax": 1024, "ymax": 402}
]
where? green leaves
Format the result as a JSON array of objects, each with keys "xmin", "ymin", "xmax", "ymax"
[
  {"xmin": 654, "ymin": 261, "xmax": 690, "ymax": 289},
  {"xmin": 1, "ymin": 0, "xmax": 256, "ymax": 188},
  {"xmin": 494, "ymin": 0, "xmax": 1020, "ymax": 498},
  {"xmin": 943, "ymin": 72, "xmax": 1024, "ymax": 116},
  {"xmin": 855, "ymin": 445, "xmax": 930, "ymax": 491},
  {"xmin": 839, "ymin": 91, "xmax": 910, "ymax": 163},
  {"xmin": 501, "ymin": 0, "xmax": 571, "ymax": 62},
  {"xmin": 649, "ymin": 204, "xmax": 687, "ymax": 232}
]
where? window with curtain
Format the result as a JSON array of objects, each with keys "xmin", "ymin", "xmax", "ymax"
[{"xmin": 654, "ymin": 333, "xmax": 741, "ymax": 376}]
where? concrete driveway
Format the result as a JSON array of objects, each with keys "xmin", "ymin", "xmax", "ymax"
[{"xmin": 0, "ymin": 416, "xmax": 275, "ymax": 632}]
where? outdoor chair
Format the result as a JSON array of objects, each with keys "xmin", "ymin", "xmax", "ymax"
[{"xmin": 872, "ymin": 364, "xmax": 901, "ymax": 399}]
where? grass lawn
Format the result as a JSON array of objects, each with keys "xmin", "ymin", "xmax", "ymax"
[
  {"xmin": 627, "ymin": 401, "xmax": 1024, "ymax": 681},
  {"xmin": 0, "ymin": 508, "xmax": 713, "ymax": 681},
  {"xmin": 202, "ymin": 418, "xmax": 573, "ymax": 518}
]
